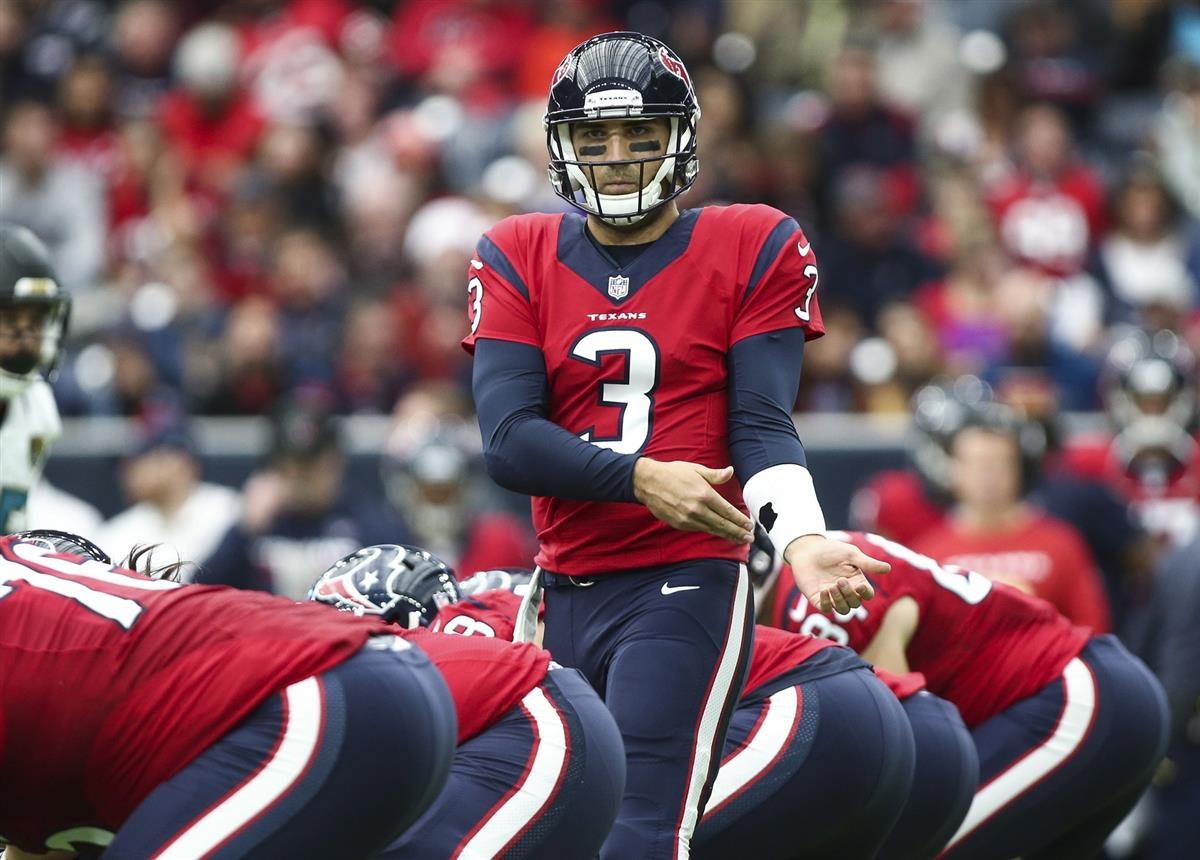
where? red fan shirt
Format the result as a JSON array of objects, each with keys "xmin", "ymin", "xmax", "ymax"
[
  {"xmin": 463, "ymin": 205, "xmax": 824, "ymax": 575},
  {"xmin": 914, "ymin": 511, "xmax": 1111, "ymax": 632}
]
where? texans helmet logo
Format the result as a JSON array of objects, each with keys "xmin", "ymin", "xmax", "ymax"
[{"xmin": 657, "ymin": 47, "xmax": 693, "ymax": 93}]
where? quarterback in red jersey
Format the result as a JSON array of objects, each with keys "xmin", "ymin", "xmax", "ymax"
[
  {"xmin": 0, "ymin": 531, "xmax": 456, "ymax": 858},
  {"xmin": 770, "ymin": 530, "xmax": 1168, "ymax": 859},
  {"xmin": 309, "ymin": 546, "xmax": 625, "ymax": 860},
  {"xmin": 465, "ymin": 30, "xmax": 887, "ymax": 859}
]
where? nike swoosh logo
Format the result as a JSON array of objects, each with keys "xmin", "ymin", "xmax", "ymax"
[
  {"xmin": 797, "ymin": 241, "xmax": 811, "ymax": 257},
  {"xmin": 661, "ymin": 582, "xmax": 701, "ymax": 596}
]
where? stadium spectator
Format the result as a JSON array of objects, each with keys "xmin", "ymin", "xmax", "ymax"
[
  {"xmin": 1092, "ymin": 158, "xmax": 1200, "ymax": 324},
  {"xmin": 382, "ymin": 383, "xmax": 535, "ymax": 574},
  {"xmin": 96, "ymin": 410, "xmax": 239, "ymax": 580},
  {"xmin": 0, "ymin": 100, "xmax": 106, "ymax": 293},
  {"xmin": 915, "ymin": 404, "xmax": 1112, "ymax": 631},
  {"xmin": 198, "ymin": 394, "xmax": 409, "ymax": 598},
  {"xmin": 158, "ymin": 22, "xmax": 264, "ymax": 196},
  {"xmin": 986, "ymin": 102, "xmax": 1107, "ymax": 278}
]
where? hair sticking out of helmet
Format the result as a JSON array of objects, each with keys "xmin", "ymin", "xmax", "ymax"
[
  {"xmin": 308, "ymin": 544, "xmax": 462, "ymax": 629},
  {"xmin": 12, "ymin": 529, "xmax": 111, "ymax": 565},
  {"xmin": 544, "ymin": 31, "xmax": 701, "ymax": 226}
]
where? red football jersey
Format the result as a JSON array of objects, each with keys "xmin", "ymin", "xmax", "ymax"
[
  {"xmin": 0, "ymin": 537, "xmax": 384, "ymax": 850},
  {"xmin": 914, "ymin": 512, "xmax": 1111, "ymax": 632},
  {"xmin": 873, "ymin": 667, "xmax": 927, "ymax": 702},
  {"xmin": 463, "ymin": 206, "xmax": 824, "ymax": 575},
  {"xmin": 769, "ymin": 531, "xmax": 1090, "ymax": 727},
  {"xmin": 431, "ymin": 589, "xmax": 523, "ymax": 640},
  {"xmin": 742, "ymin": 624, "xmax": 840, "ymax": 696},
  {"xmin": 397, "ymin": 627, "xmax": 550, "ymax": 744}
]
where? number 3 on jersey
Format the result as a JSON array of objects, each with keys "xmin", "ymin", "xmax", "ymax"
[{"xmin": 570, "ymin": 328, "xmax": 659, "ymax": 455}]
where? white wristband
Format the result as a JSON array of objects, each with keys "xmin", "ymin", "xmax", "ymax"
[{"xmin": 742, "ymin": 464, "xmax": 827, "ymax": 556}]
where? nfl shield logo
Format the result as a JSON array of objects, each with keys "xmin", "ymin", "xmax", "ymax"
[{"xmin": 608, "ymin": 274, "xmax": 630, "ymax": 299}]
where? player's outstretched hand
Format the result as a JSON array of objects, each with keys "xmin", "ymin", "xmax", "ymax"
[
  {"xmin": 632, "ymin": 458, "xmax": 754, "ymax": 544},
  {"xmin": 784, "ymin": 534, "xmax": 890, "ymax": 615}
]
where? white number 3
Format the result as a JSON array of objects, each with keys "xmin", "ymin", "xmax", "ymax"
[
  {"xmin": 467, "ymin": 275, "xmax": 484, "ymax": 335},
  {"xmin": 795, "ymin": 264, "xmax": 818, "ymax": 322}
]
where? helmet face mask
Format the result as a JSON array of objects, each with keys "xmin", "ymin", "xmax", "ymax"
[
  {"xmin": 0, "ymin": 227, "xmax": 70, "ymax": 400},
  {"xmin": 545, "ymin": 32, "xmax": 701, "ymax": 227}
]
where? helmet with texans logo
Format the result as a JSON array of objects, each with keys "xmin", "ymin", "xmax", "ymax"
[
  {"xmin": 11, "ymin": 529, "xmax": 111, "ymax": 565},
  {"xmin": 308, "ymin": 544, "xmax": 462, "ymax": 629},
  {"xmin": 0, "ymin": 225, "xmax": 71, "ymax": 399},
  {"xmin": 1100, "ymin": 327, "xmax": 1198, "ymax": 483},
  {"xmin": 545, "ymin": 31, "xmax": 700, "ymax": 226}
]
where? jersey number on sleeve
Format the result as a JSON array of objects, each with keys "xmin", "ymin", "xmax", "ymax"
[
  {"xmin": 862, "ymin": 533, "xmax": 993, "ymax": 604},
  {"xmin": 795, "ymin": 264, "xmax": 819, "ymax": 322},
  {"xmin": 570, "ymin": 328, "xmax": 659, "ymax": 455}
]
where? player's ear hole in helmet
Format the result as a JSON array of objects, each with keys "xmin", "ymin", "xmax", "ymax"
[
  {"xmin": 308, "ymin": 544, "xmax": 462, "ymax": 629},
  {"xmin": 0, "ymin": 225, "xmax": 71, "ymax": 400},
  {"xmin": 545, "ymin": 31, "xmax": 701, "ymax": 227},
  {"xmin": 12, "ymin": 529, "xmax": 112, "ymax": 565}
]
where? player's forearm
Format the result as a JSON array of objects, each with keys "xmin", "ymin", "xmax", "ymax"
[
  {"xmin": 483, "ymin": 411, "xmax": 639, "ymax": 500},
  {"xmin": 474, "ymin": 339, "xmax": 639, "ymax": 502},
  {"xmin": 728, "ymin": 329, "xmax": 826, "ymax": 549}
]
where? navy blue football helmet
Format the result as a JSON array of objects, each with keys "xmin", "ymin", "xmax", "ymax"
[
  {"xmin": 545, "ymin": 31, "xmax": 700, "ymax": 226},
  {"xmin": 308, "ymin": 544, "xmax": 462, "ymax": 629},
  {"xmin": 12, "ymin": 529, "xmax": 111, "ymax": 565}
]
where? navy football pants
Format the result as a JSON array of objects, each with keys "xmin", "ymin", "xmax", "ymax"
[
  {"xmin": 381, "ymin": 666, "xmax": 626, "ymax": 859},
  {"xmin": 694, "ymin": 661, "xmax": 916, "ymax": 860},
  {"xmin": 880, "ymin": 691, "xmax": 978, "ymax": 860},
  {"xmin": 940, "ymin": 635, "xmax": 1169, "ymax": 860},
  {"xmin": 541, "ymin": 559, "xmax": 754, "ymax": 860},
  {"xmin": 103, "ymin": 638, "xmax": 456, "ymax": 860}
]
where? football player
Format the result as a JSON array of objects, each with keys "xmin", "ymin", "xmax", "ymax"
[
  {"xmin": 0, "ymin": 530, "xmax": 456, "ymax": 858},
  {"xmin": 0, "ymin": 225, "xmax": 69, "ymax": 534},
  {"xmin": 768, "ymin": 530, "xmax": 1169, "ymax": 859},
  {"xmin": 309, "ymin": 545, "xmax": 625, "ymax": 860},
  {"xmin": 429, "ymin": 570, "xmax": 936, "ymax": 860},
  {"xmin": 464, "ymin": 31, "xmax": 888, "ymax": 858},
  {"xmin": 1063, "ymin": 326, "xmax": 1200, "ymax": 548}
]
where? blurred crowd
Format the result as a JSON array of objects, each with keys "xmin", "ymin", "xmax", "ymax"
[{"xmin": 0, "ymin": 0, "xmax": 1197, "ymax": 423}]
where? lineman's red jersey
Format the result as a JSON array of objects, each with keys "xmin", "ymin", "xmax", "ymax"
[
  {"xmin": 432, "ymin": 588, "xmax": 524, "ymax": 640},
  {"xmin": 742, "ymin": 624, "xmax": 841, "ymax": 695},
  {"xmin": 0, "ymin": 537, "xmax": 385, "ymax": 849},
  {"xmin": 874, "ymin": 667, "xmax": 928, "ymax": 701},
  {"xmin": 463, "ymin": 206, "xmax": 824, "ymax": 575},
  {"xmin": 397, "ymin": 626, "xmax": 550, "ymax": 744},
  {"xmin": 769, "ymin": 531, "xmax": 1090, "ymax": 727}
]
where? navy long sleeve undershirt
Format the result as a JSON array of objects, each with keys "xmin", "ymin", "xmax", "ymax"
[{"xmin": 472, "ymin": 329, "xmax": 807, "ymax": 501}]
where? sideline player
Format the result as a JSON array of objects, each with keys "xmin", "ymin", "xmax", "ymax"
[
  {"xmin": 465, "ymin": 30, "xmax": 889, "ymax": 858},
  {"xmin": 0, "ymin": 226, "xmax": 69, "ymax": 534},
  {"xmin": 769, "ymin": 530, "xmax": 1169, "ymax": 859},
  {"xmin": 424, "ymin": 569, "xmax": 922, "ymax": 860},
  {"xmin": 309, "ymin": 545, "xmax": 625, "ymax": 860},
  {"xmin": 0, "ymin": 531, "xmax": 455, "ymax": 858}
]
